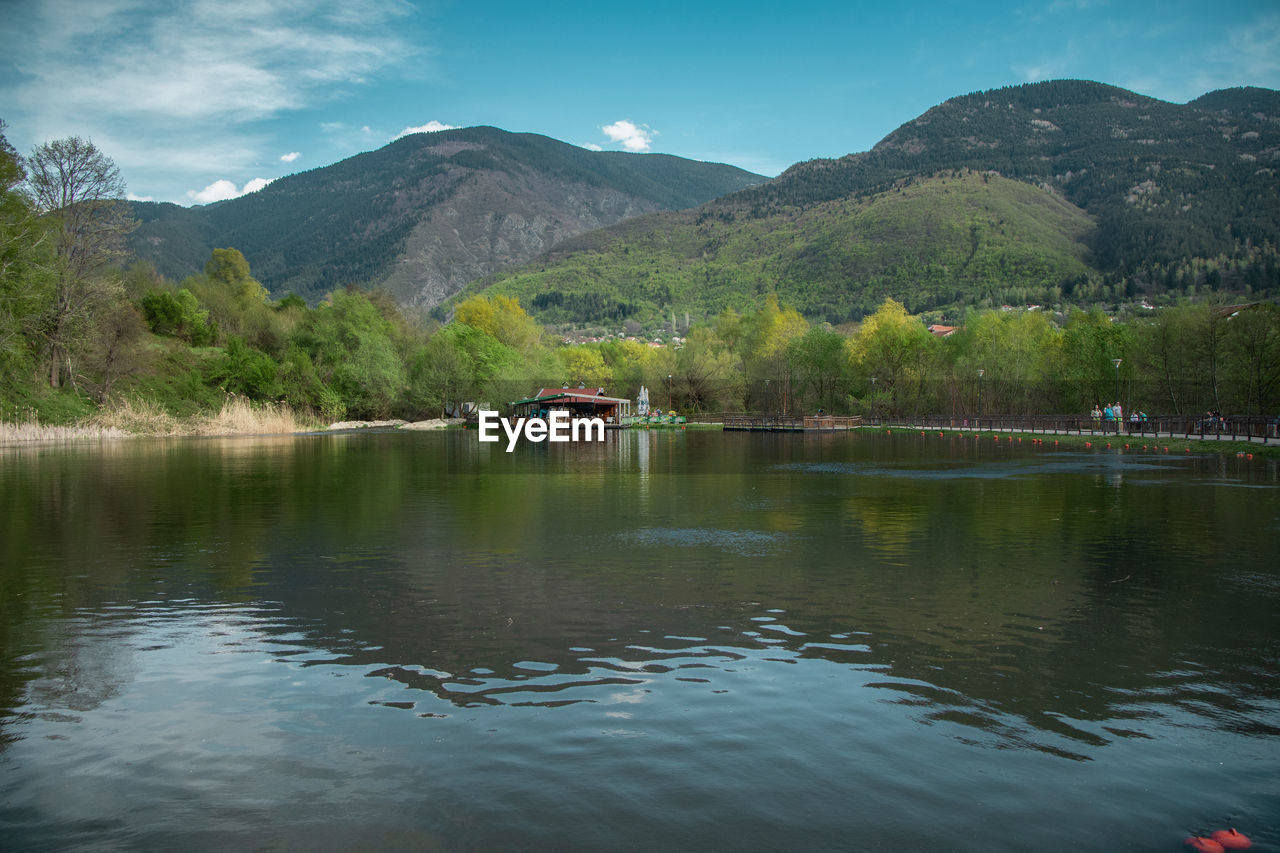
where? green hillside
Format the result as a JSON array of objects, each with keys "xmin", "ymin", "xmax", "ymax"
[
  {"xmin": 724, "ymin": 80, "xmax": 1279, "ymax": 284},
  {"xmin": 461, "ymin": 80, "xmax": 1279, "ymax": 326},
  {"xmin": 458, "ymin": 171, "xmax": 1095, "ymax": 324},
  {"xmin": 127, "ymin": 127, "xmax": 766, "ymax": 305}
]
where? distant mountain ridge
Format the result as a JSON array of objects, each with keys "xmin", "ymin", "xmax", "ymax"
[
  {"xmin": 127, "ymin": 127, "xmax": 767, "ymax": 305},
  {"xmin": 460, "ymin": 80, "xmax": 1280, "ymax": 325},
  {"xmin": 719, "ymin": 80, "xmax": 1279, "ymax": 270}
]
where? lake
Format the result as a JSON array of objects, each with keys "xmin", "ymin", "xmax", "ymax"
[{"xmin": 2, "ymin": 429, "xmax": 1277, "ymax": 850}]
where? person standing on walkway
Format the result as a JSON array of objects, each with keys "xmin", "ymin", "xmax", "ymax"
[
  {"xmin": 1092, "ymin": 404, "xmax": 1102, "ymax": 431},
  {"xmin": 1103, "ymin": 403, "xmax": 1114, "ymax": 430},
  {"xmin": 1114, "ymin": 402, "xmax": 1123, "ymax": 433}
]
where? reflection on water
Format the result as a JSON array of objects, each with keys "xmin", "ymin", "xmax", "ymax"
[{"xmin": 2, "ymin": 431, "xmax": 1278, "ymax": 849}]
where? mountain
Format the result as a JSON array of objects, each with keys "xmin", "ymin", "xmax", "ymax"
[
  {"xmin": 461, "ymin": 80, "xmax": 1279, "ymax": 325},
  {"xmin": 127, "ymin": 127, "xmax": 767, "ymax": 306},
  {"xmin": 454, "ymin": 170, "xmax": 1096, "ymax": 325}
]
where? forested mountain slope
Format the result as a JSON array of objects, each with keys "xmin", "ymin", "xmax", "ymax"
[
  {"xmin": 466, "ymin": 81, "xmax": 1278, "ymax": 325},
  {"xmin": 127, "ymin": 127, "xmax": 766, "ymax": 306},
  {"xmin": 463, "ymin": 171, "xmax": 1096, "ymax": 324}
]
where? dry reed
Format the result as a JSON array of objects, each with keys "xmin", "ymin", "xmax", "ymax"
[
  {"xmin": 194, "ymin": 397, "xmax": 314, "ymax": 436},
  {"xmin": 0, "ymin": 415, "xmax": 132, "ymax": 444},
  {"xmin": 2, "ymin": 396, "xmax": 317, "ymax": 444}
]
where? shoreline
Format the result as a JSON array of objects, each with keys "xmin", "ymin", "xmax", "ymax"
[{"xmin": 4, "ymin": 418, "xmax": 1276, "ymax": 459}]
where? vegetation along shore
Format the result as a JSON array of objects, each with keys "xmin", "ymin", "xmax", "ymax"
[{"xmin": 2, "ymin": 82, "xmax": 1278, "ymax": 444}]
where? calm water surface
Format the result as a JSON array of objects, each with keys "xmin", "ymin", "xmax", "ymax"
[{"xmin": 2, "ymin": 430, "xmax": 1278, "ymax": 851}]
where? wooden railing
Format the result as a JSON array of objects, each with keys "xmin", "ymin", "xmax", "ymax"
[
  {"xmin": 866, "ymin": 414, "xmax": 1280, "ymax": 443},
  {"xmin": 720, "ymin": 414, "xmax": 863, "ymax": 431}
]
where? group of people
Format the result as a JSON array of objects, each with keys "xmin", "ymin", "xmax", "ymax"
[{"xmin": 1091, "ymin": 402, "xmax": 1149, "ymax": 433}]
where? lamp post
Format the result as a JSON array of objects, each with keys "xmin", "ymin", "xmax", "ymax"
[
  {"xmin": 668, "ymin": 374, "xmax": 673, "ymax": 411},
  {"xmin": 870, "ymin": 377, "xmax": 877, "ymax": 423},
  {"xmin": 1111, "ymin": 358, "xmax": 1122, "ymax": 404},
  {"xmin": 977, "ymin": 369, "xmax": 984, "ymax": 422}
]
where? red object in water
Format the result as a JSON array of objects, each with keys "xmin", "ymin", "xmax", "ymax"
[
  {"xmin": 1211, "ymin": 828, "xmax": 1252, "ymax": 849},
  {"xmin": 1185, "ymin": 837, "xmax": 1225, "ymax": 853}
]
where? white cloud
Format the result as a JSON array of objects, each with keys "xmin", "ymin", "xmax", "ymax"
[
  {"xmin": 127, "ymin": 192, "xmax": 154, "ymax": 202},
  {"xmin": 581, "ymin": 143, "xmax": 604, "ymax": 152},
  {"xmin": 187, "ymin": 177, "xmax": 273, "ymax": 204},
  {"xmin": 280, "ymin": 151, "xmax": 301, "ymax": 163},
  {"xmin": 602, "ymin": 120, "xmax": 656, "ymax": 152},
  {"xmin": 394, "ymin": 120, "xmax": 458, "ymax": 140},
  {"xmin": 0, "ymin": 0, "xmax": 418, "ymax": 202}
]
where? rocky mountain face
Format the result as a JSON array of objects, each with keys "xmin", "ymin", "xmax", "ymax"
[{"xmin": 127, "ymin": 127, "xmax": 766, "ymax": 306}]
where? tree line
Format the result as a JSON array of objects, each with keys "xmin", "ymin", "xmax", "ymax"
[{"xmin": 1, "ymin": 129, "xmax": 1277, "ymax": 426}]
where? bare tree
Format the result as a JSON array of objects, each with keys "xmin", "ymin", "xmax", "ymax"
[{"xmin": 26, "ymin": 136, "xmax": 135, "ymax": 387}]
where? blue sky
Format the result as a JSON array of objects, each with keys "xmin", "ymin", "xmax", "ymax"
[{"xmin": 2, "ymin": 0, "xmax": 1277, "ymax": 205}]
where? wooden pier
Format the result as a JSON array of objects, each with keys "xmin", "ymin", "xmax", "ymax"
[{"xmin": 723, "ymin": 415, "xmax": 862, "ymax": 432}]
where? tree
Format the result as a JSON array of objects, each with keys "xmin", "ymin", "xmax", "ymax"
[
  {"xmin": 787, "ymin": 326, "xmax": 850, "ymax": 413},
  {"xmin": 558, "ymin": 346, "xmax": 613, "ymax": 389},
  {"xmin": 1223, "ymin": 305, "xmax": 1280, "ymax": 415},
  {"xmin": 676, "ymin": 325, "xmax": 743, "ymax": 412},
  {"xmin": 454, "ymin": 294, "xmax": 544, "ymax": 356},
  {"xmin": 847, "ymin": 299, "xmax": 935, "ymax": 416},
  {"xmin": 0, "ymin": 120, "xmax": 50, "ymax": 386},
  {"xmin": 298, "ymin": 289, "xmax": 407, "ymax": 418},
  {"xmin": 25, "ymin": 136, "xmax": 135, "ymax": 387},
  {"xmin": 187, "ymin": 247, "xmax": 277, "ymax": 348}
]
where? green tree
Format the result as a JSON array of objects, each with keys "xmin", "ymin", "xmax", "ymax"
[
  {"xmin": 297, "ymin": 289, "xmax": 407, "ymax": 418},
  {"xmin": 558, "ymin": 346, "xmax": 613, "ymax": 389},
  {"xmin": 0, "ymin": 120, "xmax": 50, "ymax": 389},
  {"xmin": 787, "ymin": 326, "xmax": 851, "ymax": 413},
  {"xmin": 141, "ymin": 288, "xmax": 217, "ymax": 345},
  {"xmin": 741, "ymin": 295, "xmax": 808, "ymax": 412},
  {"xmin": 187, "ymin": 247, "xmax": 277, "ymax": 348},
  {"xmin": 1058, "ymin": 308, "xmax": 1129, "ymax": 412},
  {"xmin": 1222, "ymin": 304, "xmax": 1280, "ymax": 415},
  {"xmin": 210, "ymin": 335, "xmax": 281, "ymax": 399},
  {"xmin": 847, "ymin": 299, "xmax": 935, "ymax": 415}
]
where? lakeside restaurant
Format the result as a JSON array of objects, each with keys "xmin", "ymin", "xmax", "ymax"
[{"xmin": 508, "ymin": 387, "xmax": 633, "ymax": 427}]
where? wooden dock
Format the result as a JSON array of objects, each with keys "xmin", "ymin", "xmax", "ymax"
[{"xmin": 723, "ymin": 415, "xmax": 862, "ymax": 432}]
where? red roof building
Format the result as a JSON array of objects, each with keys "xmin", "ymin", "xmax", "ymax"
[{"xmin": 510, "ymin": 387, "xmax": 632, "ymax": 424}]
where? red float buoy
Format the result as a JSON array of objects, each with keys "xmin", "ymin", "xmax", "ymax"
[
  {"xmin": 1247, "ymin": 453, "xmax": 1253, "ymax": 460},
  {"xmin": 1211, "ymin": 828, "xmax": 1253, "ymax": 849},
  {"xmin": 1085, "ymin": 442, "xmax": 1092, "ymax": 447},
  {"xmin": 1186, "ymin": 837, "xmax": 1225, "ymax": 853}
]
